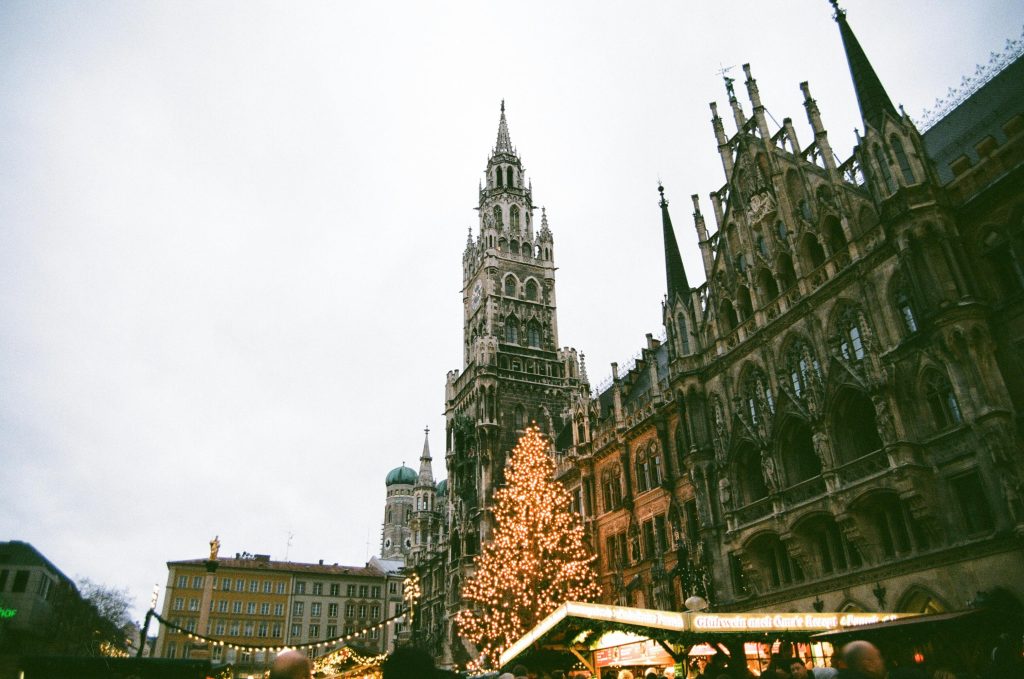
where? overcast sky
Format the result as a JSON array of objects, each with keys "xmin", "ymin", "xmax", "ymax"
[{"xmin": 1, "ymin": 0, "xmax": 1020, "ymax": 624}]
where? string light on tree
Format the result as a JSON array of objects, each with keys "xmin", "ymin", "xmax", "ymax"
[{"xmin": 455, "ymin": 425, "xmax": 601, "ymax": 668}]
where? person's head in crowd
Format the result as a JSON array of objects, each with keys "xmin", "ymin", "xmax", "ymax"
[
  {"xmin": 269, "ymin": 650, "xmax": 312, "ymax": 679},
  {"xmin": 789, "ymin": 658, "xmax": 811, "ymax": 679},
  {"xmin": 380, "ymin": 645, "xmax": 437, "ymax": 679},
  {"xmin": 842, "ymin": 641, "xmax": 887, "ymax": 679}
]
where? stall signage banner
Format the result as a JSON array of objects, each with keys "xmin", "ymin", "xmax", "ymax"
[
  {"xmin": 692, "ymin": 613, "xmax": 905, "ymax": 631},
  {"xmin": 595, "ymin": 639, "xmax": 675, "ymax": 668}
]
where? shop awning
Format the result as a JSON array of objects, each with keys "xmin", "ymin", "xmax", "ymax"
[{"xmin": 499, "ymin": 602, "xmax": 918, "ymax": 669}]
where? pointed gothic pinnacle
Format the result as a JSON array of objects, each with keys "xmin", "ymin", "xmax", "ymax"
[
  {"xmin": 658, "ymin": 182, "xmax": 668, "ymax": 208},
  {"xmin": 495, "ymin": 100, "xmax": 513, "ymax": 153},
  {"xmin": 829, "ymin": 0, "xmax": 845, "ymax": 18}
]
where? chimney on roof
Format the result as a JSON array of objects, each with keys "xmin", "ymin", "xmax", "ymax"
[
  {"xmin": 235, "ymin": 553, "xmax": 240, "ymax": 559},
  {"xmin": 319, "ymin": 559, "xmax": 324, "ymax": 565}
]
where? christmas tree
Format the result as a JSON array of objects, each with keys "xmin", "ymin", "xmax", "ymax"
[{"xmin": 455, "ymin": 425, "xmax": 601, "ymax": 668}]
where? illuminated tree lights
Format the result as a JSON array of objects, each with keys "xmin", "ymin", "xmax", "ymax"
[{"xmin": 455, "ymin": 426, "xmax": 601, "ymax": 668}]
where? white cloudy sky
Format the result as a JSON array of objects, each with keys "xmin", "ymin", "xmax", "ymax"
[{"xmin": 1, "ymin": 0, "xmax": 1019, "ymax": 622}]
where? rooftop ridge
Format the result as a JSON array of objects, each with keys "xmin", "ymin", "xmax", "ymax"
[{"xmin": 917, "ymin": 27, "xmax": 1024, "ymax": 131}]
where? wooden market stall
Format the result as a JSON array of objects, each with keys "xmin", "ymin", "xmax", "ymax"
[{"xmin": 499, "ymin": 602, "xmax": 917, "ymax": 678}]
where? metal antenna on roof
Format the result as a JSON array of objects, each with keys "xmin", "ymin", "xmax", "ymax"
[{"xmin": 285, "ymin": 531, "xmax": 293, "ymax": 561}]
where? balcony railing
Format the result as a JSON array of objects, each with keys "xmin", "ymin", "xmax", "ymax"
[
  {"xmin": 734, "ymin": 497, "xmax": 773, "ymax": 526},
  {"xmin": 835, "ymin": 449, "xmax": 890, "ymax": 484}
]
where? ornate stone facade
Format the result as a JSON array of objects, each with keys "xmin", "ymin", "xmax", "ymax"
[
  {"xmin": 557, "ymin": 7, "xmax": 1024, "ymax": 617},
  {"xmin": 410, "ymin": 7, "xmax": 1024, "ymax": 668}
]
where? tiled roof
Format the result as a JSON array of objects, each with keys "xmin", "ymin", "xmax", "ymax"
[{"xmin": 166, "ymin": 557, "xmax": 384, "ymax": 578}]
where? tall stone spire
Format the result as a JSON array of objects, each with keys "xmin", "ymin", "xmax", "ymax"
[
  {"xmin": 495, "ymin": 100, "xmax": 513, "ymax": 154},
  {"xmin": 830, "ymin": 0, "xmax": 898, "ymax": 129},
  {"xmin": 659, "ymin": 184, "xmax": 690, "ymax": 304},
  {"xmin": 417, "ymin": 426, "xmax": 434, "ymax": 485}
]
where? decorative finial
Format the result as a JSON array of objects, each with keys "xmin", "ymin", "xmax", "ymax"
[
  {"xmin": 500, "ymin": 99, "xmax": 505, "ymax": 113},
  {"xmin": 829, "ymin": 0, "xmax": 845, "ymax": 19},
  {"xmin": 658, "ymin": 182, "xmax": 668, "ymax": 208},
  {"xmin": 425, "ymin": 425, "xmax": 430, "ymax": 435}
]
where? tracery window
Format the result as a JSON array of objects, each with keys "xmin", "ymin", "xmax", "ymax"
[
  {"xmin": 891, "ymin": 136, "xmax": 915, "ymax": 184},
  {"xmin": 873, "ymin": 145, "xmax": 897, "ymax": 194},
  {"xmin": 895, "ymin": 289, "xmax": 918, "ymax": 333},
  {"xmin": 525, "ymin": 279, "xmax": 538, "ymax": 301},
  {"xmin": 510, "ymin": 205, "xmax": 520, "ymax": 230},
  {"xmin": 677, "ymin": 313, "xmax": 690, "ymax": 354},
  {"xmin": 493, "ymin": 205, "xmax": 503, "ymax": 226},
  {"xmin": 601, "ymin": 468, "xmax": 623, "ymax": 512},
  {"xmin": 924, "ymin": 370, "xmax": 962, "ymax": 430},
  {"xmin": 505, "ymin": 318, "xmax": 518, "ymax": 344},
  {"xmin": 836, "ymin": 307, "xmax": 866, "ymax": 361},
  {"xmin": 786, "ymin": 340, "xmax": 821, "ymax": 399},
  {"xmin": 504, "ymin": 275, "xmax": 517, "ymax": 297},
  {"xmin": 526, "ymin": 320, "xmax": 541, "ymax": 348}
]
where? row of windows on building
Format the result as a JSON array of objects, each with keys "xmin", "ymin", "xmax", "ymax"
[
  {"xmin": 167, "ymin": 612, "xmax": 382, "ymax": 641},
  {"xmin": 0, "ymin": 569, "xmax": 52, "ymax": 599},
  {"xmin": 502, "ymin": 316, "xmax": 543, "ymax": 347},
  {"xmin": 175, "ymin": 574, "xmax": 383, "ymax": 599},
  {"xmin": 292, "ymin": 601, "xmax": 380, "ymax": 619},
  {"xmin": 171, "ymin": 598, "xmax": 382, "ymax": 619}
]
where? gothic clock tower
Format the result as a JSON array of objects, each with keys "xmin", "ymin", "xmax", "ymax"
[{"xmin": 441, "ymin": 102, "xmax": 589, "ymax": 663}]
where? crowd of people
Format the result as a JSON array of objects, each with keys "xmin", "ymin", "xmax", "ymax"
[{"xmin": 261, "ymin": 636, "xmax": 1023, "ymax": 679}]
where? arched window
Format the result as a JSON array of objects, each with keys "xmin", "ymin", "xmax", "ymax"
[
  {"xmin": 506, "ymin": 167, "xmax": 514, "ymax": 188},
  {"xmin": 720, "ymin": 300, "xmax": 738, "ymax": 333},
  {"xmin": 736, "ymin": 253, "xmax": 747, "ymax": 273},
  {"xmin": 514, "ymin": 405, "xmax": 526, "ymax": 429},
  {"xmin": 742, "ymin": 370, "xmax": 774, "ymax": 425},
  {"xmin": 756, "ymin": 268, "xmax": 779, "ymax": 301},
  {"xmin": 524, "ymin": 279, "xmax": 538, "ymax": 301},
  {"xmin": 676, "ymin": 313, "xmax": 690, "ymax": 354},
  {"xmin": 799, "ymin": 515, "xmax": 862, "ymax": 575},
  {"xmin": 981, "ymin": 230, "xmax": 1024, "ymax": 296},
  {"xmin": 601, "ymin": 468, "xmax": 622, "ymax": 512},
  {"xmin": 496, "ymin": 167, "xmax": 503, "ymax": 188},
  {"xmin": 737, "ymin": 286, "xmax": 753, "ymax": 320},
  {"xmin": 526, "ymin": 320, "xmax": 541, "ymax": 348},
  {"xmin": 505, "ymin": 318, "xmax": 519, "ymax": 344},
  {"xmin": 836, "ymin": 306, "xmax": 867, "ymax": 361},
  {"xmin": 521, "ymin": 242, "xmax": 531, "ymax": 257},
  {"xmin": 777, "ymin": 419, "xmax": 821, "ymax": 485},
  {"xmin": 873, "ymin": 145, "xmax": 897, "ymax": 194},
  {"xmin": 737, "ymin": 444, "xmax": 768, "ymax": 504},
  {"xmin": 756, "ymin": 234, "xmax": 770, "ymax": 258},
  {"xmin": 801, "ymin": 234, "xmax": 826, "ymax": 270},
  {"xmin": 924, "ymin": 370, "xmax": 962, "ymax": 429},
  {"xmin": 510, "ymin": 205, "xmax": 520, "ymax": 230},
  {"xmin": 504, "ymin": 275, "xmax": 517, "ymax": 297},
  {"xmin": 493, "ymin": 205, "xmax": 503, "ymax": 227},
  {"xmin": 890, "ymin": 136, "xmax": 915, "ymax": 184},
  {"xmin": 799, "ymin": 199, "xmax": 813, "ymax": 222},
  {"xmin": 895, "ymin": 289, "xmax": 917, "ymax": 332},
  {"xmin": 831, "ymin": 390, "xmax": 884, "ymax": 464},
  {"xmin": 748, "ymin": 533, "xmax": 803, "ymax": 589},
  {"xmin": 786, "ymin": 340, "xmax": 821, "ymax": 399},
  {"xmin": 823, "ymin": 216, "xmax": 846, "ymax": 254},
  {"xmin": 777, "ymin": 254, "xmax": 797, "ymax": 291}
]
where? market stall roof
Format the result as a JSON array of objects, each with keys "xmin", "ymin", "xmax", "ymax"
[
  {"xmin": 812, "ymin": 607, "xmax": 1020, "ymax": 642},
  {"xmin": 500, "ymin": 602, "xmax": 917, "ymax": 669}
]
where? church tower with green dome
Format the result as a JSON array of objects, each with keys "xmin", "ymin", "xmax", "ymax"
[{"xmin": 380, "ymin": 462, "xmax": 415, "ymax": 561}]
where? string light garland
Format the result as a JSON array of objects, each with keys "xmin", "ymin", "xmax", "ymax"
[
  {"xmin": 455, "ymin": 425, "xmax": 601, "ymax": 669},
  {"xmin": 151, "ymin": 609, "xmax": 407, "ymax": 655}
]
